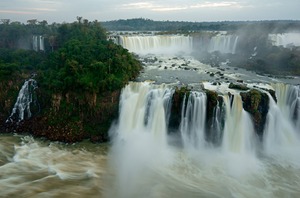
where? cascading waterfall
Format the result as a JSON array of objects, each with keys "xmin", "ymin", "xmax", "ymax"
[
  {"xmin": 208, "ymin": 34, "xmax": 239, "ymax": 54},
  {"xmin": 273, "ymin": 84, "xmax": 300, "ymax": 128},
  {"xmin": 109, "ymin": 82, "xmax": 174, "ymax": 198},
  {"xmin": 180, "ymin": 92, "xmax": 207, "ymax": 149},
  {"xmin": 119, "ymin": 35, "xmax": 193, "ymax": 55},
  {"xmin": 209, "ymin": 100, "xmax": 224, "ymax": 145},
  {"xmin": 112, "ymin": 81, "xmax": 173, "ymax": 144},
  {"xmin": 222, "ymin": 94, "xmax": 256, "ymax": 154},
  {"xmin": 6, "ymin": 79, "xmax": 38, "ymax": 123},
  {"xmin": 264, "ymin": 84, "xmax": 300, "ymax": 164}
]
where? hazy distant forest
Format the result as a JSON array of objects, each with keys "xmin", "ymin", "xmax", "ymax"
[{"xmin": 102, "ymin": 18, "xmax": 300, "ymax": 32}]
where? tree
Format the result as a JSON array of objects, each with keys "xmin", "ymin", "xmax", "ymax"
[
  {"xmin": 27, "ymin": 19, "xmax": 37, "ymax": 25},
  {"xmin": 1, "ymin": 19, "xmax": 10, "ymax": 25},
  {"xmin": 39, "ymin": 20, "xmax": 48, "ymax": 26}
]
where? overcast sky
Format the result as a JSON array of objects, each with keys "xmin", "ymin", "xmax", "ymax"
[{"xmin": 1, "ymin": 0, "xmax": 300, "ymax": 23}]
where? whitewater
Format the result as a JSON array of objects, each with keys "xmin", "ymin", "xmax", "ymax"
[{"xmin": 1, "ymin": 33, "xmax": 300, "ymax": 197}]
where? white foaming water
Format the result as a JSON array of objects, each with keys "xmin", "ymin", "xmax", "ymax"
[
  {"xmin": 0, "ymin": 135, "xmax": 107, "ymax": 198},
  {"xmin": 269, "ymin": 33, "xmax": 300, "ymax": 47},
  {"xmin": 113, "ymin": 81, "xmax": 173, "ymax": 144},
  {"xmin": 222, "ymin": 94, "xmax": 256, "ymax": 155},
  {"xmin": 2, "ymin": 82, "xmax": 300, "ymax": 197},
  {"xmin": 108, "ymin": 82, "xmax": 174, "ymax": 198},
  {"xmin": 264, "ymin": 84, "xmax": 300, "ymax": 166},
  {"xmin": 273, "ymin": 84, "xmax": 300, "ymax": 128},
  {"xmin": 208, "ymin": 34, "xmax": 239, "ymax": 54},
  {"xmin": 180, "ymin": 91, "xmax": 207, "ymax": 150},
  {"xmin": 220, "ymin": 94, "xmax": 262, "ymax": 178},
  {"xmin": 119, "ymin": 35, "xmax": 193, "ymax": 55},
  {"xmin": 106, "ymin": 82, "xmax": 300, "ymax": 198}
]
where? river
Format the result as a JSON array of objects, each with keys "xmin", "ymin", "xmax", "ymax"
[
  {"xmin": 1, "ymin": 131, "xmax": 300, "ymax": 197},
  {"xmin": 1, "ymin": 33, "xmax": 300, "ymax": 198}
]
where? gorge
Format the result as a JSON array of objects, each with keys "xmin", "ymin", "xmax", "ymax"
[{"xmin": 1, "ymin": 20, "xmax": 300, "ymax": 197}]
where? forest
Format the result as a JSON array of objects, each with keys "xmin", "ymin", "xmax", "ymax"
[
  {"xmin": 0, "ymin": 17, "xmax": 142, "ymax": 142},
  {"xmin": 102, "ymin": 18, "xmax": 300, "ymax": 32}
]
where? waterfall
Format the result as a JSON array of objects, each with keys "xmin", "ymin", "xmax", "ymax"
[
  {"xmin": 109, "ymin": 82, "xmax": 174, "ymax": 197},
  {"xmin": 208, "ymin": 34, "xmax": 239, "ymax": 54},
  {"xmin": 268, "ymin": 33, "xmax": 300, "ymax": 48},
  {"xmin": 222, "ymin": 94, "xmax": 256, "ymax": 154},
  {"xmin": 180, "ymin": 92, "xmax": 207, "ymax": 149},
  {"xmin": 209, "ymin": 100, "xmax": 224, "ymax": 145},
  {"xmin": 263, "ymin": 85, "xmax": 300, "ymax": 165},
  {"xmin": 272, "ymin": 84, "xmax": 300, "ymax": 128},
  {"xmin": 32, "ymin": 35, "xmax": 44, "ymax": 51},
  {"xmin": 39, "ymin": 36, "xmax": 45, "ymax": 51},
  {"xmin": 119, "ymin": 35, "xmax": 193, "ymax": 55},
  {"xmin": 113, "ymin": 82, "xmax": 173, "ymax": 145},
  {"xmin": 32, "ymin": 36, "xmax": 38, "ymax": 51},
  {"xmin": 6, "ymin": 79, "xmax": 38, "ymax": 123}
]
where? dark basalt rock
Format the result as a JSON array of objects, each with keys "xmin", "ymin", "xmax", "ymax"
[
  {"xmin": 240, "ymin": 89, "xmax": 269, "ymax": 138},
  {"xmin": 204, "ymin": 89, "xmax": 224, "ymax": 145},
  {"xmin": 229, "ymin": 82, "xmax": 249, "ymax": 91},
  {"xmin": 168, "ymin": 86, "xmax": 190, "ymax": 132}
]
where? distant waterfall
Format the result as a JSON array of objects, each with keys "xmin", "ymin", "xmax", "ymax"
[
  {"xmin": 119, "ymin": 35, "xmax": 193, "ymax": 55},
  {"xmin": 222, "ymin": 94, "xmax": 256, "ymax": 154},
  {"xmin": 268, "ymin": 33, "xmax": 300, "ymax": 48},
  {"xmin": 32, "ymin": 35, "xmax": 45, "ymax": 51},
  {"xmin": 208, "ymin": 34, "xmax": 239, "ymax": 54},
  {"xmin": 32, "ymin": 36, "xmax": 38, "ymax": 51},
  {"xmin": 180, "ymin": 92, "xmax": 207, "ymax": 149},
  {"xmin": 6, "ymin": 79, "xmax": 38, "ymax": 123},
  {"xmin": 39, "ymin": 36, "xmax": 45, "ymax": 51}
]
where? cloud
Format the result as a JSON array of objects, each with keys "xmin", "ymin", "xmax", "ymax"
[
  {"xmin": 122, "ymin": 2, "xmax": 157, "ymax": 9},
  {"xmin": 122, "ymin": 1, "xmax": 246, "ymax": 12},
  {"xmin": 190, "ymin": 1, "xmax": 245, "ymax": 9},
  {"xmin": 25, "ymin": 8, "xmax": 57, "ymax": 12},
  {"xmin": 152, "ymin": 7, "xmax": 188, "ymax": 11},
  {"xmin": 1, "ymin": 0, "xmax": 300, "ymax": 23},
  {"xmin": 0, "ymin": 10, "xmax": 37, "ymax": 15}
]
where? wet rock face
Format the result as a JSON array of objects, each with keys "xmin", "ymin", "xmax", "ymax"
[
  {"xmin": 229, "ymin": 82, "xmax": 249, "ymax": 91},
  {"xmin": 0, "ymin": 79, "xmax": 273, "ymax": 144},
  {"xmin": 240, "ymin": 89, "xmax": 269, "ymax": 138},
  {"xmin": 168, "ymin": 86, "xmax": 190, "ymax": 132},
  {"xmin": 204, "ymin": 90, "xmax": 223, "ymax": 145},
  {"xmin": 1, "ymin": 86, "xmax": 120, "ymax": 143}
]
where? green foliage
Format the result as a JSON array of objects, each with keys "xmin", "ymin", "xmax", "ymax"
[
  {"xmin": 0, "ymin": 18, "xmax": 142, "ymax": 142},
  {"xmin": 102, "ymin": 18, "xmax": 300, "ymax": 32},
  {"xmin": 0, "ymin": 48, "xmax": 46, "ymax": 79},
  {"xmin": 41, "ymin": 23, "xmax": 141, "ymax": 93}
]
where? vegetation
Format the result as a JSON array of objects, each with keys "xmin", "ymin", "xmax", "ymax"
[
  {"xmin": 102, "ymin": 18, "xmax": 300, "ymax": 32},
  {"xmin": 0, "ymin": 17, "xmax": 142, "ymax": 142},
  {"xmin": 1, "ymin": 17, "xmax": 299, "ymax": 142}
]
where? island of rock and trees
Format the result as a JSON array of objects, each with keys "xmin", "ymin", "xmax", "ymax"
[{"xmin": 0, "ymin": 18, "xmax": 299, "ymax": 142}]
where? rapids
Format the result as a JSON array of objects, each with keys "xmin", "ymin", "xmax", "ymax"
[
  {"xmin": 1, "ymin": 33, "xmax": 300, "ymax": 198},
  {"xmin": 1, "ymin": 83, "xmax": 300, "ymax": 198}
]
